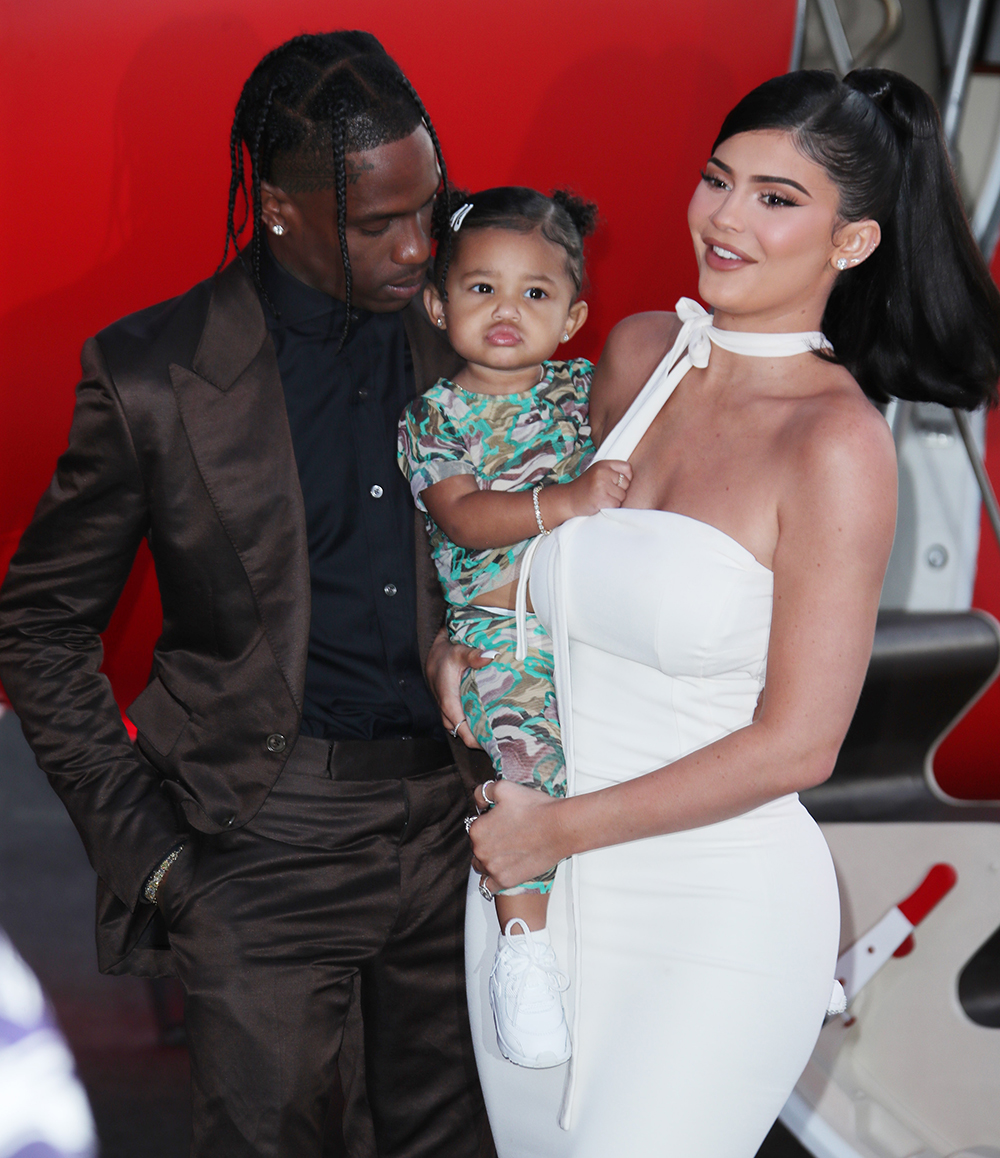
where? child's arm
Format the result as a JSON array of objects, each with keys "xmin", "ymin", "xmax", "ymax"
[{"xmin": 422, "ymin": 459, "xmax": 633, "ymax": 550}]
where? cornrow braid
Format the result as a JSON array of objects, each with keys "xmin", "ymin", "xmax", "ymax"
[
  {"xmin": 218, "ymin": 31, "xmax": 450, "ymax": 350},
  {"xmin": 434, "ymin": 186, "xmax": 473, "ymax": 295},
  {"xmin": 220, "ymin": 91, "xmax": 248, "ymax": 272},
  {"xmin": 249, "ymin": 80, "xmax": 279, "ymax": 315},
  {"xmin": 220, "ymin": 33, "xmax": 319, "ymax": 273}
]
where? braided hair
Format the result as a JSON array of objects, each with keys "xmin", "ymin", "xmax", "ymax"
[
  {"xmin": 220, "ymin": 31, "xmax": 449, "ymax": 347},
  {"xmin": 434, "ymin": 186, "xmax": 599, "ymax": 299}
]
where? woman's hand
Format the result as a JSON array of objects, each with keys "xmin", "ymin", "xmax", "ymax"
[
  {"xmin": 425, "ymin": 626, "xmax": 492, "ymax": 749},
  {"xmin": 469, "ymin": 779, "xmax": 565, "ymax": 893}
]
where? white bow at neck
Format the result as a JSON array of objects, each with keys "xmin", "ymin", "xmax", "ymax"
[{"xmin": 675, "ymin": 297, "xmax": 832, "ymax": 367}]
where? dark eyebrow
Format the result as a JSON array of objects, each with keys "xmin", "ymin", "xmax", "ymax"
[
  {"xmin": 752, "ymin": 174, "xmax": 811, "ymax": 196},
  {"xmin": 706, "ymin": 156, "xmax": 811, "ymax": 197}
]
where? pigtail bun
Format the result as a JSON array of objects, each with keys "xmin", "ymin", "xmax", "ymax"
[{"xmin": 551, "ymin": 190, "xmax": 599, "ymax": 238}]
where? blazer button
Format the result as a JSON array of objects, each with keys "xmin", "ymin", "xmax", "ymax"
[
  {"xmin": 266, "ymin": 733, "xmax": 287, "ymax": 753},
  {"xmin": 383, "ymin": 583, "xmax": 397, "ymax": 597},
  {"xmin": 370, "ymin": 484, "xmax": 384, "ymax": 498}
]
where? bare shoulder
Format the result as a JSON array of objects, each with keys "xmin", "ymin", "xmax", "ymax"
[
  {"xmin": 591, "ymin": 312, "xmax": 681, "ymax": 446},
  {"xmin": 797, "ymin": 368, "xmax": 894, "ymax": 470},
  {"xmin": 781, "ymin": 365, "xmax": 897, "ymax": 541}
]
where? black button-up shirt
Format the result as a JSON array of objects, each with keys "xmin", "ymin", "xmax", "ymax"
[{"xmin": 258, "ymin": 243, "xmax": 443, "ymax": 741}]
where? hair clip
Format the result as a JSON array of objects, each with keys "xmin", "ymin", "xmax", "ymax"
[{"xmin": 450, "ymin": 203, "xmax": 474, "ymax": 231}]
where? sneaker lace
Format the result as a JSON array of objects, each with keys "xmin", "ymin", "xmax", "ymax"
[{"xmin": 493, "ymin": 918, "xmax": 569, "ymax": 1016}]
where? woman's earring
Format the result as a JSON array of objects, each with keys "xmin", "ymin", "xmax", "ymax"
[
  {"xmin": 835, "ymin": 258, "xmax": 847, "ymax": 271},
  {"xmin": 436, "ymin": 318, "xmax": 444, "ymax": 328},
  {"xmin": 561, "ymin": 332, "xmax": 569, "ymax": 342},
  {"xmin": 271, "ymin": 224, "xmax": 285, "ymax": 237}
]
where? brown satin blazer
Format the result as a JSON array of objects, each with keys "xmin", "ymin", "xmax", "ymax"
[{"xmin": 0, "ymin": 255, "xmax": 489, "ymax": 975}]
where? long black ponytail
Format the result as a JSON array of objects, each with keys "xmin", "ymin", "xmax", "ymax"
[{"xmin": 714, "ymin": 69, "xmax": 1000, "ymax": 409}]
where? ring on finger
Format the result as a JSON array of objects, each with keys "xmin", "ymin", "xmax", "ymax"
[
  {"xmin": 617, "ymin": 471, "xmax": 624, "ymax": 488},
  {"xmin": 481, "ymin": 779, "xmax": 496, "ymax": 807},
  {"xmin": 449, "ymin": 717, "xmax": 467, "ymax": 738},
  {"xmin": 464, "ymin": 814, "xmax": 478, "ymax": 834},
  {"xmin": 478, "ymin": 873, "xmax": 494, "ymax": 902}
]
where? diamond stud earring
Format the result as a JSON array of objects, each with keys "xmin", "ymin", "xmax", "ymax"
[
  {"xmin": 836, "ymin": 258, "xmax": 847, "ymax": 271},
  {"xmin": 561, "ymin": 332, "xmax": 569, "ymax": 342},
  {"xmin": 436, "ymin": 318, "xmax": 444, "ymax": 328},
  {"xmin": 271, "ymin": 224, "xmax": 285, "ymax": 237}
]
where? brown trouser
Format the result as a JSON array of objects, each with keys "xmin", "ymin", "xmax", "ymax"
[{"xmin": 157, "ymin": 737, "xmax": 490, "ymax": 1158}]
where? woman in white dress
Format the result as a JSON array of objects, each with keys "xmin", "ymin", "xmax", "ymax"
[{"xmin": 453, "ymin": 69, "xmax": 1000, "ymax": 1156}]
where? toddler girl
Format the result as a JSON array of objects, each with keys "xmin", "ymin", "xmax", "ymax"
[{"xmin": 397, "ymin": 187, "xmax": 631, "ymax": 1068}]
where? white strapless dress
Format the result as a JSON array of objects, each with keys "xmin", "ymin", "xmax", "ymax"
[{"xmin": 465, "ymin": 302, "xmax": 842, "ymax": 1157}]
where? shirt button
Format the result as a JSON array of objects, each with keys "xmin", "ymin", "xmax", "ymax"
[
  {"xmin": 357, "ymin": 388, "xmax": 369, "ymax": 399},
  {"xmin": 266, "ymin": 733, "xmax": 287, "ymax": 753},
  {"xmin": 370, "ymin": 484, "xmax": 384, "ymax": 498},
  {"xmin": 383, "ymin": 583, "xmax": 397, "ymax": 597}
]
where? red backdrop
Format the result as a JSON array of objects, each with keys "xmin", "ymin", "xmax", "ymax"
[{"xmin": 0, "ymin": 0, "xmax": 995, "ymax": 793}]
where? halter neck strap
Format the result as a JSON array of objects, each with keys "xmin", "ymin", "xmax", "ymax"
[
  {"xmin": 676, "ymin": 297, "xmax": 831, "ymax": 365},
  {"xmin": 595, "ymin": 298, "xmax": 832, "ymax": 465}
]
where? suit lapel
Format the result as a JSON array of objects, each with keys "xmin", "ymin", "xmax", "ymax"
[{"xmin": 170, "ymin": 258, "xmax": 309, "ymax": 709}]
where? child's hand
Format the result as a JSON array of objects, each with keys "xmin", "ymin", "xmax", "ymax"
[{"xmin": 552, "ymin": 459, "xmax": 632, "ymax": 520}]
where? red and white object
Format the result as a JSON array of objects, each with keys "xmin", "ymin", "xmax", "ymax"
[{"xmin": 836, "ymin": 863, "xmax": 958, "ymax": 1003}]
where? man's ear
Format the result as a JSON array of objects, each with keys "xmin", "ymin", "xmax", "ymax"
[
  {"xmin": 424, "ymin": 285, "xmax": 446, "ymax": 328},
  {"xmin": 560, "ymin": 299, "xmax": 589, "ymax": 343},
  {"xmin": 260, "ymin": 179, "xmax": 295, "ymax": 236},
  {"xmin": 831, "ymin": 219, "xmax": 881, "ymax": 272}
]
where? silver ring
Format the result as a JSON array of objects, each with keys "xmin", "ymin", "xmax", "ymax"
[
  {"xmin": 617, "ymin": 472, "xmax": 624, "ymax": 488},
  {"xmin": 479, "ymin": 874, "xmax": 494, "ymax": 902},
  {"xmin": 449, "ymin": 718, "xmax": 466, "ymax": 738},
  {"xmin": 464, "ymin": 814, "xmax": 478, "ymax": 833},
  {"xmin": 481, "ymin": 779, "xmax": 496, "ymax": 807}
]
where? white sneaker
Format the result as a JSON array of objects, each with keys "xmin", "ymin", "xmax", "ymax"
[
  {"xmin": 489, "ymin": 918, "xmax": 571, "ymax": 1068},
  {"xmin": 826, "ymin": 979, "xmax": 847, "ymax": 1017}
]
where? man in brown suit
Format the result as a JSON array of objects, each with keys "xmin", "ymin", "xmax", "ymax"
[{"xmin": 0, "ymin": 31, "xmax": 492, "ymax": 1158}]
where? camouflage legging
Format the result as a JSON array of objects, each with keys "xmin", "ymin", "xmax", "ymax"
[{"xmin": 449, "ymin": 605, "xmax": 565, "ymax": 894}]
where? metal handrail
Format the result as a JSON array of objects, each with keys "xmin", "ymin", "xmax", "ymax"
[
  {"xmin": 795, "ymin": 0, "xmax": 905, "ymax": 78},
  {"xmin": 945, "ymin": 0, "xmax": 1000, "ymax": 556},
  {"xmin": 814, "ymin": 0, "xmax": 856, "ymax": 74},
  {"xmin": 942, "ymin": 0, "xmax": 991, "ymax": 146},
  {"xmin": 954, "ymin": 410, "xmax": 1000, "ymax": 553},
  {"xmin": 789, "ymin": 0, "xmax": 809, "ymax": 71},
  {"xmin": 855, "ymin": 0, "xmax": 905, "ymax": 67}
]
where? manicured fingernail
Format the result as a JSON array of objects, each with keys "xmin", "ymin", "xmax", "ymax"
[{"xmin": 480, "ymin": 650, "xmax": 499, "ymax": 660}]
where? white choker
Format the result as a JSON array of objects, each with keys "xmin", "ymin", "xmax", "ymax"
[{"xmin": 675, "ymin": 297, "xmax": 832, "ymax": 367}]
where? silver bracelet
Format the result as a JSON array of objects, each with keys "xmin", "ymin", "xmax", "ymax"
[
  {"xmin": 143, "ymin": 843, "xmax": 185, "ymax": 905},
  {"xmin": 531, "ymin": 485, "xmax": 550, "ymax": 536}
]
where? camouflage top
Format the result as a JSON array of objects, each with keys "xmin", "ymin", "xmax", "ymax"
[{"xmin": 397, "ymin": 359, "xmax": 595, "ymax": 605}]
